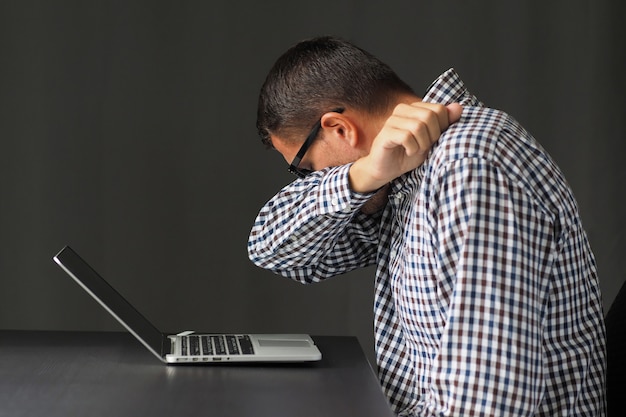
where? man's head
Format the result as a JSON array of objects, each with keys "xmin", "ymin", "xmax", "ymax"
[{"xmin": 256, "ymin": 36, "xmax": 416, "ymax": 174}]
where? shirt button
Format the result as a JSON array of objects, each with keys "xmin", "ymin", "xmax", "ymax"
[{"xmin": 331, "ymin": 198, "xmax": 339, "ymax": 206}]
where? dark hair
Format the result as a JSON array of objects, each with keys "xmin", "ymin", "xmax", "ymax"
[{"xmin": 256, "ymin": 36, "xmax": 414, "ymax": 148}]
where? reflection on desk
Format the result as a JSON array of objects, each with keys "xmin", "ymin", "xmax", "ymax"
[{"xmin": 0, "ymin": 331, "xmax": 394, "ymax": 417}]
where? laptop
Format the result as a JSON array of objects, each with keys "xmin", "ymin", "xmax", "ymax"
[{"xmin": 52, "ymin": 246, "xmax": 322, "ymax": 364}]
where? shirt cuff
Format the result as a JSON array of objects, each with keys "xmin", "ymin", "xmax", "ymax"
[{"xmin": 316, "ymin": 164, "xmax": 376, "ymax": 215}]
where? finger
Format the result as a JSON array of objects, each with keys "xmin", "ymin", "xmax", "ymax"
[
  {"xmin": 408, "ymin": 121, "xmax": 436, "ymax": 156},
  {"xmin": 384, "ymin": 123, "xmax": 432, "ymax": 157},
  {"xmin": 406, "ymin": 102, "xmax": 451, "ymax": 132},
  {"xmin": 388, "ymin": 110, "xmax": 441, "ymax": 150},
  {"xmin": 446, "ymin": 103, "xmax": 463, "ymax": 124}
]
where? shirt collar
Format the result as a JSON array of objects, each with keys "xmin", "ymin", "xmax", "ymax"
[
  {"xmin": 422, "ymin": 68, "xmax": 482, "ymax": 107},
  {"xmin": 388, "ymin": 69, "xmax": 481, "ymax": 196}
]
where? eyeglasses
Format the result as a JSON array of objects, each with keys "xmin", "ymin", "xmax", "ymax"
[{"xmin": 288, "ymin": 108, "xmax": 344, "ymax": 178}]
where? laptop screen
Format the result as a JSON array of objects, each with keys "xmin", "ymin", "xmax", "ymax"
[{"xmin": 53, "ymin": 246, "xmax": 165, "ymax": 358}]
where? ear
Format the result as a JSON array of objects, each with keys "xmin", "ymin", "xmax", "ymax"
[{"xmin": 320, "ymin": 111, "xmax": 360, "ymax": 149}]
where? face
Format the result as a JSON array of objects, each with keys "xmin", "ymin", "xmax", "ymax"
[
  {"xmin": 273, "ymin": 126, "xmax": 390, "ymax": 215},
  {"xmin": 272, "ymin": 108, "xmax": 377, "ymax": 178},
  {"xmin": 272, "ymin": 131, "xmax": 363, "ymax": 177}
]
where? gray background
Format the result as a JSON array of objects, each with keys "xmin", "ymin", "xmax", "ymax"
[{"xmin": 1, "ymin": 0, "xmax": 624, "ymax": 366}]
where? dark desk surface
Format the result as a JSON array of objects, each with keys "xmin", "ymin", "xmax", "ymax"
[{"xmin": 0, "ymin": 331, "xmax": 394, "ymax": 417}]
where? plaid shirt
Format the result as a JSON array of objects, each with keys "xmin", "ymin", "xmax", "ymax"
[{"xmin": 248, "ymin": 69, "xmax": 606, "ymax": 416}]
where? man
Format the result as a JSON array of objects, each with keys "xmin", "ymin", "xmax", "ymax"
[{"xmin": 248, "ymin": 36, "xmax": 606, "ymax": 416}]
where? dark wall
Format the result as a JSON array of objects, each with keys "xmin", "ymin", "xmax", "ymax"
[{"xmin": 1, "ymin": 0, "xmax": 624, "ymax": 365}]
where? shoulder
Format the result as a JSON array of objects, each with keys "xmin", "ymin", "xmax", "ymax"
[
  {"xmin": 419, "ymin": 106, "xmax": 578, "ymax": 220},
  {"xmin": 428, "ymin": 105, "xmax": 545, "ymax": 176}
]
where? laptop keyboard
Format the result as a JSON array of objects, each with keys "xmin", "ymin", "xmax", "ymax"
[{"xmin": 181, "ymin": 335, "xmax": 254, "ymax": 356}]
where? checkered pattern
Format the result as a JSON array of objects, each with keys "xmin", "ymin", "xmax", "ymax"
[{"xmin": 248, "ymin": 69, "xmax": 606, "ymax": 416}]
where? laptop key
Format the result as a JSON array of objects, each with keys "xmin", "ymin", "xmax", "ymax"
[
  {"xmin": 190, "ymin": 335, "xmax": 201, "ymax": 356},
  {"xmin": 181, "ymin": 336, "xmax": 188, "ymax": 356},
  {"xmin": 201, "ymin": 335, "xmax": 213, "ymax": 355},
  {"xmin": 225, "ymin": 335, "xmax": 241, "ymax": 355},
  {"xmin": 211, "ymin": 335, "xmax": 227, "ymax": 355},
  {"xmin": 238, "ymin": 335, "xmax": 254, "ymax": 355}
]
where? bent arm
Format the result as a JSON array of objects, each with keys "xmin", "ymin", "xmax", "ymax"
[{"xmin": 248, "ymin": 164, "xmax": 381, "ymax": 283}]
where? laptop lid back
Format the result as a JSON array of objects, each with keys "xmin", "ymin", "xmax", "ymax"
[{"xmin": 53, "ymin": 246, "xmax": 168, "ymax": 361}]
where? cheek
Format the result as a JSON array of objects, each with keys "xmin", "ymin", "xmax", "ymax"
[
  {"xmin": 309, "ymin": 141, "xmax": 361, "ymax": 171},
  {"xmin": 324, "ymin": 146, "xmax": 361, "ymax": 168},
  {"xmin": 270, "ymin": 136, "xmax": 300, "ymax": 164},
  {"xmin": 310, "ymin": 146, "xmax": 343, "ymax": 171}
]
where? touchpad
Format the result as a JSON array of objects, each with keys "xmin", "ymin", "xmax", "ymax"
[{"xmin": 257, "ymin": 339, "xmax": 312, "ymax": 348}]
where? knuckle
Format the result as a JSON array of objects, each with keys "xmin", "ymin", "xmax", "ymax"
[{"xmin": 412, "ymin": 120, "xmax": 430, "ymax": 135}]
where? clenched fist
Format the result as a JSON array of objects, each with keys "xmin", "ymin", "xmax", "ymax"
[{"xmin": 349, "ymin": 102, "xmax": 463, "ymax": 193}]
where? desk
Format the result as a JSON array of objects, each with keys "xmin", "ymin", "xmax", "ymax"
[{"xmin": 0, "ymin": 331, "xmax": 394, "ymax": 417}]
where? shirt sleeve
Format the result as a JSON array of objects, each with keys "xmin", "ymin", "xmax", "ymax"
[
  {"xmin": 247, "ymin": 164, "xmax": 381, "ymax": 284},
  {"xmin": 421, "ymin": 157, "xmax": 551, "ymax": 416}
]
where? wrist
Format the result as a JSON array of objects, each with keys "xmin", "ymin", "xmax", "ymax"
[{"xmin": 348, "ymin": 158, "xmax": 388, "ymax": 193}]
